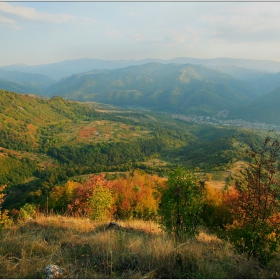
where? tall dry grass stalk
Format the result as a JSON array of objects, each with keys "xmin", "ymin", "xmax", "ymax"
[{"xmin": 0, "ymin": 214, "xmax": 279, "ymax": 278}]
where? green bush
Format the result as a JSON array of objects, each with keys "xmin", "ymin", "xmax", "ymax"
[
  {"xmin": 159, "ymin": 166, "xmax": 205, "ymax": 240},
  {"xmin": 88, "ymin": 185, "xmax": 114, "ymax": 221},
  {"xmin": 19, "ymin": 203, "xmax": 36, "ymax": 221}
]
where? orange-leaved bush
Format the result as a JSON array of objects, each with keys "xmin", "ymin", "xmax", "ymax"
[
  {"xmin": 111, "ymin": 171, "xmax": 164, "ymax": 220},
  {"xmin": 201, "ymin": 184, "xmax": 233, "ymax": 230}
]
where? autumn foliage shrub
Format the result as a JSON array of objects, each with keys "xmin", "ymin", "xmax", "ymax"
[
  {"xmin": 111, "ymin": 171, "xmax": 164, "ymax": 220},
  {"xmin": 49, "ymin": 172, "xmax": 164, "ymax": 221},
  {"xmin": 49, "ymin": 180, "xmax": 80, "ymax": 212},
  {"xmin": 225, "ymin": 135, "xmax": 280, "ymax": 265},
  {"xmin": 67, "ymin": 174, "xmax": 114, "ymax": 220},
  {"xmin": 201, "ymin": 184, "xmax": 233, "ymax": 230}
]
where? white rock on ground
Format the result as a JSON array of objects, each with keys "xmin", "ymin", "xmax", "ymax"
[{"xmin": 43, "ymin": 264, "xmax": 68, "ymax": 279}]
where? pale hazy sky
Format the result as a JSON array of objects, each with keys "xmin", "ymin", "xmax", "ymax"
[{"xmin": 1, "ymin": 1, "xmax": 280, "ymax": 66}]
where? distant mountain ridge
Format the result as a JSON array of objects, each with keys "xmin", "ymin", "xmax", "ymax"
[
  {"xmin": 45, "ymin": 62, "xmax": 259, "ymax": 116},
  {"xmin": 1, "ymin": 56, "xmax": 280, "ymax": 80},
  {"xmin": 210, "ymin": 66, "xmax": 280, "ymax": 95}
]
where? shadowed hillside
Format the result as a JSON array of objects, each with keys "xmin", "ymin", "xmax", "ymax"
[{"xmin": 229, "ymin": 87, "xmax": 280, "ymax": 125}]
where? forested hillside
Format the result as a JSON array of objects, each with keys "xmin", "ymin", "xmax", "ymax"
[{"xmin": 0, "ymin": 70, "xmax": 55, "ymax": 91}]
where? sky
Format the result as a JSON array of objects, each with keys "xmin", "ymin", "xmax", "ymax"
[{"xmin": 1, "ymin": 1, "xmax": 280, "ymax": 66}]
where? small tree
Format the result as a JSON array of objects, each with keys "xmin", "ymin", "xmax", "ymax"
[
  {"xmin": 159, "ymin": 166, "xmax": 205, "ymax": 240},
  {"xmin": 226, "ymin": 133, "xmax": 280, "ymax": 265},
  {"xmin": 88, "ymin": 185, "xmax": 114, "ymax": 221}
]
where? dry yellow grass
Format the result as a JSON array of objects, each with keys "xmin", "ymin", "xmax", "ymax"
[
  {"xmin": 0, "ymin": 215, "xmax": 279, "ymax": 279},
  {"xmin": 140, "ymin": 158, "xmax": 169, "ymax": 167},
  {"xmin": 205, "ymin": 180, "xmax": 226, "ymax": 190}
]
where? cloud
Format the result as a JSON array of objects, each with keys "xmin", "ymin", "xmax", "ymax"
[
  {"xmin": 167, "ymin": 27, "xmax": 202, "ymax": 44},
  {"xmin": 167, "ymin": 29, "xmax": 186, "ymax": 43},
  {"xmin": 0, "ymin": 15, "xmax": 15, "ymax": 24},
  {"xmin": 132, "ymin": 27, "xmax": 202, "ymax": 48},
  {"xmin": 0, "ymin": 2, "xmax": 76, "ymax": 24},
  {"xmin": 106, "ymin": 30, "xmax": 122, "ymax": 38},
  {"xmin": 80, "ymin": 17, "xmax": 97, "ymax": 26},
  {"xmin": 199, "ymin": 3, "xmax": 280, "ymax": 43},
  {"xmin": 133, "ymin": 33, "xmax": 143, "ymax": 42},
  {"xmin": 0, "ymin": 15, "xmax": 21, "ymax": 29},
  {"xmin": 229, "ymin": 3, "xmax": 280, "ymax": 33},
  {"xmin": 128, "ymin": 10, "xmax": 140, "ymax": 17}
]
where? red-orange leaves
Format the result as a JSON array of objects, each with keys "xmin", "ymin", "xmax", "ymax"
[
  {"xmin": 68, "ymin": 174, "xmax": 114, "ymax": 220},
  {"xmin": 49, "ymin": 171, "xmax": 165, "ymax": 221}
]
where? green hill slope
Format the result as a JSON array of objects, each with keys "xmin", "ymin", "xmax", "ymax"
[
  {"xmin": 0, "ymin": 90, "xmax": 99, "ymax": 151},
  {"xmin": 0, "ymin": 70, "xmax": 55, "ymax": 88},
  {"xmin": 0, "ymin": 78, "xmax": 44, "ymax": 95}
]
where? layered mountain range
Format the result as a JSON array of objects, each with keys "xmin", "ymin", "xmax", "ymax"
[
  {"xmin": 0, "ymin": 57, "xmax": 280, "ymax": 125},
  {"xmin": 45, "ymin": 63, "xmax": 259, "ymax": 116}
]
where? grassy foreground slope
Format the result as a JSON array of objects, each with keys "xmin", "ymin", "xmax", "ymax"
[{"xmin": 1, "ymin": 215, "xmax": 279, "ymax": 279}]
